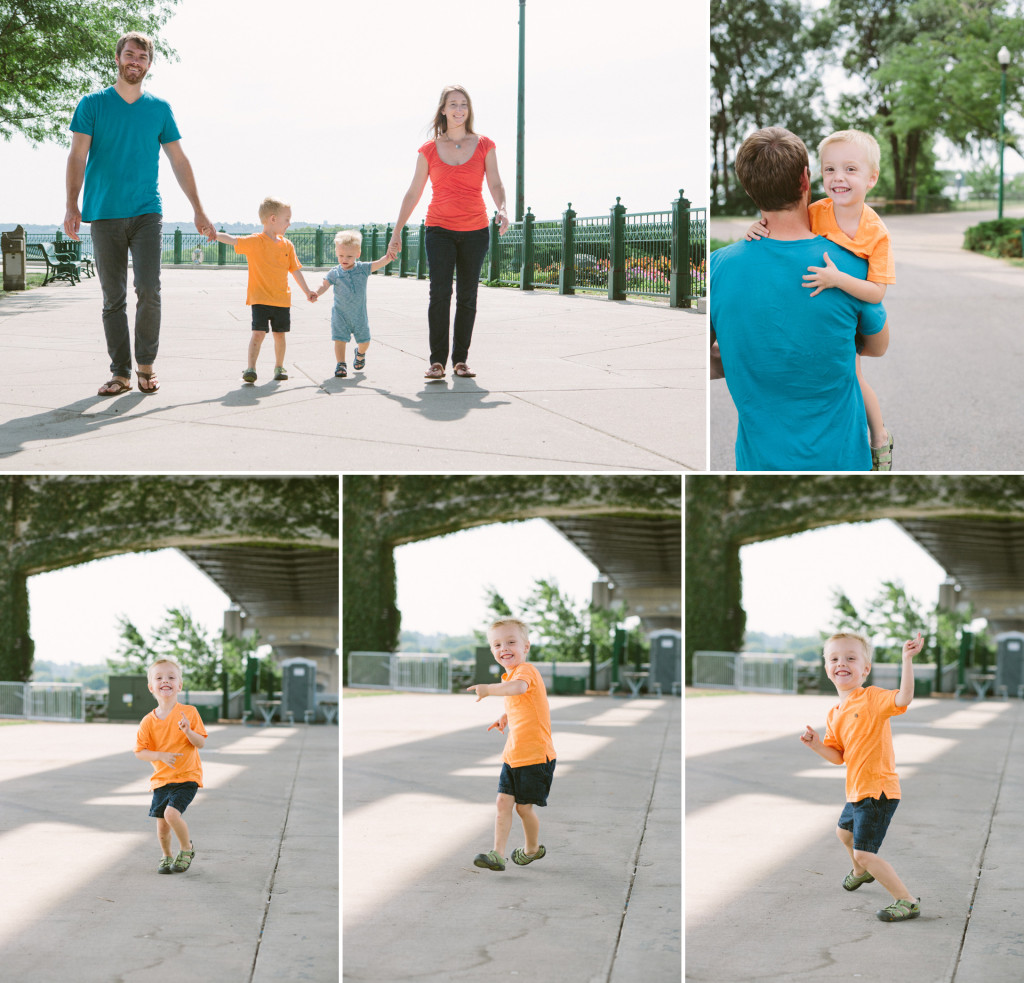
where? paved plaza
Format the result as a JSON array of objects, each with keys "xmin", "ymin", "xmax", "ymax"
[
  {"xmin": 343, "ymin": 691, "xmax": 681, "ymax": 983},
  {"xmin": 710, "ymin": 207, "xmax": 1024, "ymax": 471},
  {"xmin": 0, "ymin": 719, "xmax": 338, "ymax": 983},
  {"xmin": 687, "ymin": 692, "xmax": 1024, "ymax": 983},
  {"xmin": 0, "ymin": 269, "xmax": 704, "ymax": 471}
]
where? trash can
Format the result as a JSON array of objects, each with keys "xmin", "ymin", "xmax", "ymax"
[
  {"xmin": 195, "ymin": 704, "xmax": 220, "ymax": 725},
  {"xmin": 281, "ymin": 657, "xmax": 317, "ymax": 721},
  {"xmin": 2, "ymin": 225, "xmax": 27, "ymax": 291}
]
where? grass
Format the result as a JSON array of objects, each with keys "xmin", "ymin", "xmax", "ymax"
[
  {"xmin": 0, "ymin": 272, "xmax": 46, "ymax": 297},
  {"xmin": 685, "ymin": 687, "xmax": 737, "ymax": 698}
]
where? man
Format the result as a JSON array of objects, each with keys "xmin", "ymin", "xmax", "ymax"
[
  {"xmin": 710, "ymin": 127, "xmax": 889, "ymax": 470},
  {"xmin": 64, "ymin": 32, "xmax": 214, "ymax": 396}
]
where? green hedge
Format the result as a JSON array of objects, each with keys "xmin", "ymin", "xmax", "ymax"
[{"xmin": 963, "ymin": 219, "xmax": 1024, "ymax": 258}]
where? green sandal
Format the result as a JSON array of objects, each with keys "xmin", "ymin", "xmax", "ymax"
[
  {"xmin": 512, "ymin": 845, "xmax": 546, "ymax": 866},
  {"xmin": 171, "ymin": 845, "xmax": 195, "ymax": 873},
  {"xmin": 843, "ymin": 868, "xmax": 875, "ymax": 891},
  {"xmin": 472, "ymin": 850, "xmax": 506, "ymax": 871},
  {"xmin": 876, "ymin": 898, "xmax": 920, "ymax": 922},
  {"xmin": 871, "ymin": 429, "xmax": 894, "ymax": 471},
  {"xmin": 157, "ymin": 855, "xmax": 175, "ymax": 875}
]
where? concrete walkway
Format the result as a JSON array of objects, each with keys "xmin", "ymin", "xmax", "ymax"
[
  {"xmin": 0, "ymin": 270, "xmax": 704, "ymax": 471},
  {"xmin": 343, "ymin": 692, "xmax": 681, "ymax": 983},
  {"xmin": 710, "ymin": 207, "xmax": 1024, "ymax": 470},
  {"xmin": 0, "ymin": 719, "xmax": 338, "ymax": 983},
  {"xmin": 686, "ymin": 692, "xmax": 1024, "ymax": 982}
]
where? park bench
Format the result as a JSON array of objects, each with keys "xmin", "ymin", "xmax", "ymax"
[{"xmin": 26, "ymin": 242, "xmax": 81, "ymax": 285}]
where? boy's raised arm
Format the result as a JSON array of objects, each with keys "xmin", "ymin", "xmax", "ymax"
[{"xmin": 895, "ymin": 632, "xmax": 924, "ymax": 707}]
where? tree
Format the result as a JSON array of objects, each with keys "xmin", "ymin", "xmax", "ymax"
[
  {"xmin": 0, "ymin": 0, "xmax": 180, "ymax": 145},
  {"xmin": 109, "ymin": 605, "xmax": 258, "ymax": 690},
  {"xmin": 711, "ymin": 0, "xmax": 826, "ymax": 212}
]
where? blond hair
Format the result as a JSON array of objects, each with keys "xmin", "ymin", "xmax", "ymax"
[
  {"xmin": 258, "ymin": 197, "xmax": 290, "ymax": 222},
  {"xmin": 147, "ymin": 657, "xmax": 183, "ymax": 683},
  {"xmin": 487, "ymin": 617, "xmax": 530, "ymax": 643},
  {"xmin": 334, "ymin": 229, "xmax": 362, "ymax": 248},
  {"xmin": 818, "ymin": 129, "xmax": 881, "ymax": 174},
  {"xmin": 735, "ymin": 126, "xmax": 810, "ymax": 212},
  {"xmin": 823, "ymin": 631, "xmax": 872, "ymax": 662},
  {"xmin": 430, "ymin": 84, "xmax": 476, "ymax": 140}
]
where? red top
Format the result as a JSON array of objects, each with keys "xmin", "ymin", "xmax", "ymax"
[{"xmin": 419, "ymin": 135, "xmax": 495, "ymax": 231}]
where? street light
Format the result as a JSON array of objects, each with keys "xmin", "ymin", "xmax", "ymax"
[{"xmin": 998, "ymin": 45, "xmax": 1010, "ymax": 220}]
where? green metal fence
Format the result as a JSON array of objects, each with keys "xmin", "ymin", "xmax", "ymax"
[{"xmin": 27, "ymin": 191, "xmax": 706, "ymax": 307}]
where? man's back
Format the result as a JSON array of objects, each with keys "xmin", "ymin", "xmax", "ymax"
[{"xmin": 710, "ymin": 236, "xmax": 887, "ymax": 470}]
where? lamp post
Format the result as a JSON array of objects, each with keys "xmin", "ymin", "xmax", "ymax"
[
  {"xmin": 515, "ymin": 0, "xmax": 526, "ymax": 223},
  {"xmin": 998, "ymin": 45, "xmax": 1010, "ymax": 220}
]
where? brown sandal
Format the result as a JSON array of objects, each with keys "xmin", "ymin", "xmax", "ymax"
[
  {"xmin": 98, "ymin": 378, "xmax": 132, "ymax": 396},
  {"xmin": 424, "ymin": 363, "xmax": 445, "ymax": 379},
  {"xmin": 453, "ymin": 363, "xmax": 476, "ymax": 378},
  {"xmin": 136, "ymin": 370, "xmax": 160, "ymax": 394}
]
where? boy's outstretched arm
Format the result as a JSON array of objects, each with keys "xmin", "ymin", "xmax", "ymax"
[
  {"xmin": 466, "ymin": 680, "xmax": 528, "ymax": 702},
  {"xmin": 800, "ymin": 725, "xmax": 844, "ymax": 764},
  {"xmin": 291, "ymin": 269, "xmax": 317, "ymax": 302},
  {"xmin": 368, "ymin": 244, "xmax": 399, "ymax": 273},
  {"xmin": 895, "ymin": 632, "xmax": 924, "ymax": 707},
  {"xmin": 803, "ymin": 252, "xmax": 887, "ymax": 302}
]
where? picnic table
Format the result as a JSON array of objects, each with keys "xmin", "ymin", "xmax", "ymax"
[
  {"xmin": 622, "ymin": 671, "xmax": 649, "ymax": 699},
  {"xmin": 959, "ymin": 673, "xmax": 996, "ymax": 700}
]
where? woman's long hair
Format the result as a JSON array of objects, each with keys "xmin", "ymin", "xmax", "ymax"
[{"xmin": 430, "ymin": 84, "xmax": 475, "ymax": 140}]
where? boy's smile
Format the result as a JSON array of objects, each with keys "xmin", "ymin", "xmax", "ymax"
[
  {"xmin": 824, "ymin": 639, "xmax": 870, "ymax": 697},
  {"xmin": 820, "ymin": 140, "xmax": 878, "ymax": 209},
  {"xmin": 488, "ymin": 629, "xmax": 530, "ymax": 672}
]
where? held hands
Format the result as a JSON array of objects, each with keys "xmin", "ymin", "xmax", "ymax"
[
  {"xmin": 903, "ymin": 632, "xmax": 924, "ymax": 660},
  {"xmin": 466, "ymin": 684, "xmax": 490, "ymax": 702},
  {"xmin": 384, "ymin": 243, "xmax": 399, "ymax": 263},
  {"xmin": 803, "ymin": 251, "xmax": 841, "ymax": 296},
  {"xmin": 307, "ymin": 291, "xmax": 318, "ymax": 303},
  {"xmin": 389, "ymin": 234, "xmax": 402, "ymax": 256},
  {"xmin": 487, "ymin": 713, "xmax": 508, "ymax": 735}
]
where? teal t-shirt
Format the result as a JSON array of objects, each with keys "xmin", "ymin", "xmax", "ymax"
[
  {"xmin": 69, "ymin": 87, "xmax": 181, "ymax": 222},
  {"xmin": 710, "ymin": 236, "xmax": 887, "ymax": 471}
]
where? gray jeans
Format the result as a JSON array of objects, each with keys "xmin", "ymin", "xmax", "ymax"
[{"xmin": 89, "ymin": 213, "xmax": 163, "ymax": 377}]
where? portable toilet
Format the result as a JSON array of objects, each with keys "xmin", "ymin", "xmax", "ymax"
[
  {"xmin": 281, "ymin": 657, "xmax": 317, "ymax": 720},
  {"xmin": 649, "ymin": 629, "xmax": 682, "ymax": 694},
  {"xmin": 995, "ymin": 631, "xmax": 1024, "ymax": 698}
]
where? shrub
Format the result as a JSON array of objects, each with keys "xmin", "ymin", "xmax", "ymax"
[{"xmin": 963, "ymin": 219, "xmax": 1024, "ymax": 258}]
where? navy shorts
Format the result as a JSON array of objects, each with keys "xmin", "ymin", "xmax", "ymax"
[
  {"xmin": 838, "ymin": 792, "xmax": 899, "ymax": 853},
  {"xmin": 251, "ymin": 304, "xmax": 291, "ymax": 332},
  {"xmin": 149, "ymin": 781, "xmax": 199, "ymax": 819},
  {"xmin": 498, "ymin": 759, "xmax": 556, "ymax": 807}
]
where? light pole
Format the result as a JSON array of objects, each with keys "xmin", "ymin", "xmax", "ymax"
[
  {"xmin": 998, "ymin": 45, "xmax": 1010, "ymax": 220},
  {"xmin": 515, "ymin": 0, "xmax": 526, "ymax": 223}
]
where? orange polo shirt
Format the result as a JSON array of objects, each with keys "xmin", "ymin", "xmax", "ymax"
[
  {"xmin": 809, "ymin": 198, "xmax": 895, "ymax": 284},
  {"xmin": 233, "ymin": 233, "xmax": 301, "ymax": 306},
  {"xmin": 501, "ymin": 661, "xmax": 556, "ymax": 768},
  {"xmin": 136, "ymin": 702, "xmax": 207, "ymax": 790},
  {"xmin": 823, "ymin": 686, "xmax": 906, "ymax": 802}
]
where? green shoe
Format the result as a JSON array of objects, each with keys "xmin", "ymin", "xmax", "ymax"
[
  {"xmin": 157, "ymin": 855, "xmax": 175, "ymax": 875},
  {"xmin": 242, "ymin": 368, "xmax": 257, "ymax": 383},
  {"xmin": 171, "ymin": 845, "xmax": 195, "ymax": 873},
  {"xmin": 473, "ymin": 850, "xmax": 506, "ymax": 871},
  {"xmin": 274, "ymin": 365, "xmax": 288, "ymax": 381},
  {"xmin": 876, "ymin": 898, "xmax": 920, "ymax": 922},
  {"xmin": 843, "ymin": 868, "xmax": 875, "ymax": 891},
  {"xmin": 512, "ymin": 845, "xmax": 546, "ymax": 866},
  {"xmin": 871, "ymin": 430, "xmax": 893, "ymax": 471}
]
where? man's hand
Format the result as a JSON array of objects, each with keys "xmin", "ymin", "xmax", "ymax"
[{"xmin": 466, "ymin": 684, "xmax": 490, "ymax": 702}]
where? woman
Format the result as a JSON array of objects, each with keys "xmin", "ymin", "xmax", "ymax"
[{"xmin": 390, "ymin": 84, "xmax": 510, "ymax": 379}]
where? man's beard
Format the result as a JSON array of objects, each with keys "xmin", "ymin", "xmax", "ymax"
[{"xmin": 118, "ymin": 63, "xmax": 147, "ymax": 84}]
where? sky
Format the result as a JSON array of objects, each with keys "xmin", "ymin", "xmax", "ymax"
[
  {"xmin": 739, "ymin": 519, "xmax": 950, "ymax": 639},
  {"xmin": 394, "ymin": 518, "xmax": 601, "ymax": 637},
  {"xmin": 3, "ymin": 0, "xmax": 708, "ymax": 229},
  {"xmin": 27, "ymin": 549, "xmax": 234, "ymax": 667}
]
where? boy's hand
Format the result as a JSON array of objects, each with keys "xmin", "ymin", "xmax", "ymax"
[
  {"xmin": 177, "ymin": 714, "xmax": 190, "ymax": 733},
  {"xmin": 157, "ymin": 751, "xmax": 181, "ymax": 767},
  {"xmin": 307, "ymin": 291, "xmax": 318, "ymax": 302},
  {"xmin": 466, "ymin": 684, "xmax": 490, "ymax": 701},
  {"xmin": 903, "ymin": 632, "xmax": 924, "ymax": 660},
  {"xmin": 800, "ymin": 725, "xmax": 819, "ymax": 748},
  {"xmin": 487, "ymin": 713, "xmax": 508, "ymax": 734},
  {"xmin": 744, "ymin": 217, "xmax": 770, "ymax": 241},
  {"xmin": 385, "ymin": 244, "xmax": 398, "ymax": 262},
  {"xmin": 803, "ymin": 251, "xmax": 842, "ymax": 296}
]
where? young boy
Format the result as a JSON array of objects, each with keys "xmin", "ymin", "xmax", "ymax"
[
  {"xmin": 801, "ymin": 630, "xmax": 924, "ymax": 921},
  {"xmin": 466, "ymin": 617, "xmax": 556, "ymax": 871},
  {"xmin": 214, "ymin": 197, "xmax": 317, "ymax": 384},
  {"xmin": 313, "ymin": 230, "xmax": 396, "ymax": 378},
  {"xmin": 748, "ymin": 130, "xmax": 896, "ymax": 470},
  {"xmin": 134, "ymin": 658, "xmax": 207, "ymax": 874}
]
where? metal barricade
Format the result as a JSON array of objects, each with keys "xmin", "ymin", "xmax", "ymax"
[
  {"xmin": 0, "ymin": 682, "xmax": 85, "ymax": 721},
  {"xmin": 347, "ymin": 652, "xmax": 452, "ymax": 694},
  {"xmin": 691, "ymin": 652, "xmax": 797, "ymax": 695}
]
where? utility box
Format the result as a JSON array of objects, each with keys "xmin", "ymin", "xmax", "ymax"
[
  {"xmin": 649, "ymin": 629, "xmax": 682, "ymax": 694},
  {"xmin": 995, "ymin": 631, "xmax": 1024, "ymax": 697},
  {"xmin": 108, "ymin": 675, "xmax": 158, "ymax": 722},
  {"xmin": 2, "ymin": 225, "xmax": 27, "ymax": 291},
  {"xmin": 281, "ymin": 657, "xmax": 317, "ymax": 720}
]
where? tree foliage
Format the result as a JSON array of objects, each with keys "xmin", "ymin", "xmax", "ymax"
[
  {"xmin": 109, "ymin": 605, "xmax": 259, "ymax": 690},
  {"xmin": 0, "ymin": 0, "xmax": 180, "ymax": 145}
]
